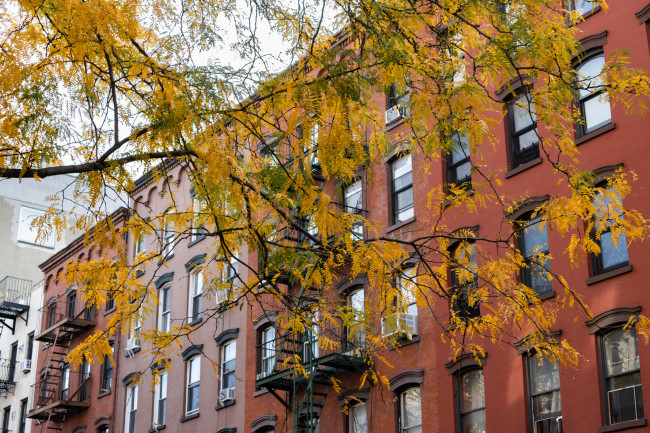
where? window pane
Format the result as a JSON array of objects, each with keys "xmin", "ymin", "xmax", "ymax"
[
  {"xmin": 460, "ymin": 370, "xmax": 485, "ymax": 412},
  {"xmin": 160, "ymin": 373, "xmax": 167, "ymax": 399},
  {"xmin": 529, "ymin": 357, "xmax": 560, "ymax": 395},
  {"xmin": 608, "ymin": 382, "xmax": 643, "ymax": 424},
  {"xmin": 392, "ymin": 155, "xmax": 412, "ymax": 181},
  {"xmin": 577, "ymin": 56, "xmax": 606, "ymax": 98},
  {"xmin": 532, "ymin": 390, "xmax": 562, "ymax": 418},
  {"xmin": 395, "ymin": 190, "xmax": 414, "ymax": 215},
  {"xmin": 454, "ymin": 162, "xmax": 472, "ymax": 183},
  {"xmin": 604, "ymin": 329, "xmax": 639, "ymax": 377},
  {"xmin": 599, "ymin": 230, "xmax": 628, "ymax": 269},
  {"xmin": 517, "ymin": 129, "xmax": 539, "ymax": 151},
  {"xmin": 461, "ymin": 409, "xmax": 486, "ymax": 433},
  {"xmin": 345, "ymin": 181, "xmax": 363, "ymax": 210},
  {"xmin": 513, "ymin": 95, "xmax": 536, "ymax": 131},
  {"xmin": 402, "ymin": 387, "xmax": 422, "ymax": 429},
  {"xmin": 350, "ymin": 403, "xmax": 368, "ymax": 433},
  {"xmin": 189, "ymin": 357, "xmax": 201, "ymax": 383},
  {"xmin": 523, "ymin": 218, "xmax": 548, "ymax": 256},
  {"xmin": 583, "ymin": 97, "xmax": 611, "ymax": 131},
  {"xmin": 451, "ymin": 132, "xmax": 470, "ymax": 164}
]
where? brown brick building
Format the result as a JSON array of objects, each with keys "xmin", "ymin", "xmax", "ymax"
[{"xmin": 29, "ymin": 207, "xmax": 128, "ymax": 433}]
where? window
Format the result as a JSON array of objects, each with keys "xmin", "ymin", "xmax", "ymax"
[
  {"xmin": 221, "ymin": 340, "xmax": 236, "ymax": 392},
  {"xmin": 129, "ymin": 309, "xmax": 142, "ymax": 350},
  {"xmin": 124, "ymin": 384, "xmax": 138, "ymax": 433},
  {"xmin": 601, "ymin": 327, "xmax": 643, "ymax": 425},
  {"xmin": 383, "ymin": 268, "xmax": 418, "ymax": 337},
  {"xmin": 101, "ymin": 342, "xmax": 114, "ymax": 392},
  {"xmin": 106, "ymin": 287, "xmax": 116, "ymax": 311},
  {"xmin": 61, "ymin": 363, "xmax": 70, "ymax": 400},
  {"xmin": 153, "ymin": 371, "xmax": 167, "ymax": 426},
  {"xmin": 18, "ymin": 398, "xmax": 27, "ymax": 433},
  {"xmin": 259, "ymin": 327, "xmax": 276, "ymax": 378},
  {"xmin": 591, "ymin": 187, "xmax": 628, "ymax": 275},
  {"xmin": 507, "ymin": 90, "xmax": 539, "ymax": 169},
  {"xmin": 440, "ymin": 30, "xmax": 466, "ymax": 85},
  {"xmin": 135, "ymin": 233, "xmax": 146, "ymax": 255},
  {"xmin": 344, "ymin": 180, "xmax": 364, "ymax": 239},
  {"xmin": 456, "ymin": 369, "xmax": 486, "ymax": 433},
  {"xmin": 8, "ymin": 343, "xmax": 17, "ymax": 382},
  {"xmin": 188, "ymin": 270, "xmax": 203, "ymax": 322},
  {"xmin": 26, "ymin": 333, "xmax": 34, "ymax": 361},
  {"xmin": 386, "ymin": 81, "xmax": 410, "ymax": 123},
  {"xmin": 80, "ymin": 358, "xmax": 90, "ymax": 402},
  {"xmin": 446, "ymin": 131, "xmax": 471, "ymax": 188},
  {"xmin": 391, "ymin": 154, "xmax": 414, "ymax": 224},
  {"xmin": 191, "ymin": 195, "xmax": 204, "ymax": 242},
  {"xmin": 2, "ymin": 406, "xmax": 10, "ymax": 433},
  {"xmin": 399, "ymin": 387, "xmax": 422, "ymax": 433},
  {"xmin": 449, "ymin": 241, "xmax": 479, "ymax": 320},
  {"xmin": 162, "ymin": 220, "xmax": 175, "ymax": 257},
  {"xmin": 346, "ymin": 287, "xmax": 365, "ymax": 349},
  {"xmin": 518, "ymin": 215, "xmax": 552, "ymax": 295},
  {"xmin": 527, "ymin": 355, "xmax": 562, "ymax": 433},
  {"xmin": 67, "ymin": 290, "xmax": 77, "ymax": 318},
  {"xmin": 348, "ymin": 402, "xmax": 368, "ymax": 433},
  {"xmin": 97, "ymin": 425, "xmax": 109, "ymax": 433},
  {"xmin": 568, "ymin": 0, "xmax": 595, "ymax": 15},
  {"xmin": 186, "ymin": 356, "xmax": 201, "ymax": 415},
  {"xmin": 576, "ymin": 53, "xmax": 611, "ymax": 136},
  {"xmin": 17, "ymin": 206, "xmax": 55, "ymax": 248},
  {"xmin": 218, "ymin": 257, "xmax": 238, "ymax": 304},
  {"xmin": 158, "ymin": 284, "xmax": 171, "ymax": 333}
]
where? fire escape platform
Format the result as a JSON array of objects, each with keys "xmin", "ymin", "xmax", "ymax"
[
  {"xmin": 27, "ymin": 400, "xmax": 90, "ymax": 421},
  {"xmin": 35, "ymin": 318, "xmax": 95, "ymax": 343},
  {"xmin": 0, "ymin": 301, "xmax": 29, "ymax": 319}
]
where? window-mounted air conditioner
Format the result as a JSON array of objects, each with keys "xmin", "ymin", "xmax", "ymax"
[
  {"xmin": 385, "ymin": 106, "xmax": 403, "ymax": 124},
  {"xmin": 20, "ymin": 359, "xmax": 32, "ymax": 373},
  {"xmin": 126, "ymin": 337, "xmax": 141, "ymax": 352},
  {"xmin": 218, "ymin": 387, "xmax": 235, "ymax": 402}
]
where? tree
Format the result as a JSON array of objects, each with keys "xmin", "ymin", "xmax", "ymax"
[{"xmin": 2, "ymin": 0, "xmax": 650, "ymax": 385}]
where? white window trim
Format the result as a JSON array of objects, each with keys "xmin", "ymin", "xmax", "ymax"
[
  {"xmin": 158, "ymin": 284, "xmax": 171, "ymax": 333},
  {"xmin": 186, "ymin": 356, "xmax": 201, "ymax": 415},
  {"xmin": 124, "ymin": 384, "xmax": 138, "ymax": 433},
  {"xmin": 188, "ymin": 270, "xmax": 203, "ymax": 322},
  {"xmin": 220, "ymin": 340, "xmax": 236, "ymax": 392},
  {"xmin": 152, "ymin": 371, "xmax": 167, "ymax": 427}
]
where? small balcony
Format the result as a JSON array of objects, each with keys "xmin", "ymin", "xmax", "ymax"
[
  {"xmin": 27, "ymin": 372, "xmax": 91, "ymax": 421},
  {"xmin": 0, "ymin": 358, "xmax": 18, "ymax": 393},
  {"xmin": 0, "ymin": 276, "xmax": 31, "ymax": 332},
  {"xmin": 35, "ymin": 292, "xmax": 95, "ymax": 344}
]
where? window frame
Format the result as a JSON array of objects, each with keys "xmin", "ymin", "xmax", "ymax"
[
  {"xmin": 186, "ymin": 356, "xmax": 201, "ymax": 415},
  {"xmin": 18, "ymin": 398, "xmax": 27, "ymax": 433},
  {"xmin": 348, "ymin": 401, "xmax": 368, "ymax": 433},
  {"xmin": 124, "ymin": 384, "xmax": 138, "ymax": 433},
  {"xmin": 345, "ymin": 287, "xmax": 366, "ymax": 350},
  {"xmin": 445, "ymin": 130, "xmax": 472, "ymax": 189},
  {"xmin": 398, "ymin": 386, "xmax": 422, "ymax": 433},
  {"xmin": 455, "ymin": 368, "xmax": 486, "ymax": 433},
  {"xmin": 158, "ymin": 283, "xmax": 171, "ymax": 333},
  {"xmin": 525, "ymin": 353, "xmax": 563, "ymax": 433},
  {"xmin": 590, "ymin": 184, "xmax": 629, "ymax": 276},
  {"xmin": 220, "ymin": 340, "xmax": 236, "ymax": 392},
  {"xmin": 101, "ymin": 341, "xmax": 114, "ymax": 392},
  {"xmin": 390, "ymin": 154, "xmax": 414, "ymax": 224},
  {"xmin": 188, "ymin": 269, "xmax": 203, "ymax": 323},
  {"xmin": 575, "ymin": 51, "xmax": 611, "ymax": 137},
  {"xmin": 161, "ymin": 216, "xmax": 175, "ymax": 258},
  {"xmin": 517, "ymin": 214, "xmax": 552, "ymax": 296},
  {"xmin": 343, "ymin": 179, "xmax": 364, "ymax": 239},
  {"xmin": 599, "ymin": 326, "xmax": 644, "ymax": 426},
  {"xmin": 153, "ymin": 371, "xmax": 167, "ymax": 427},
  {"xmin": 259, "ymin": 326, "xmax": 276, "ymax": 377},
  {"xmin": 506, "ymin": 89, "xmax": 540, "ymax": 169},
  {"xmin": 449, "ymin": 240, "xmax": 480, "ymax": 320}
]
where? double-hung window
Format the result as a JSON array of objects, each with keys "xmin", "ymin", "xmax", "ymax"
[
  {"xmin": 259, "ymin": 326, "xmax": 276, "ymax": 378},
  {"xmin": 186, "ymin": 356, "xmax": 201, "ymax": 415},
  {"xmin": 449, "ymin": 241, "xmax": 479, "ymax": 319},
  {"xmin": 344, "ymin": 180, "xmax": 364, "ymax": 239},
  {"xmin": 391, "ymin": 154, "xmax": 414, "ymax": 224},
  {"xmin": 346, "ymin": 288, "xmax": 365, "ymax": 349},
  {"xmin": 456, "ymin": 369, "xmax": 486, "ymax": 433},
  {"xmin": 440, "ymin": 30, "xmax": 466, "ymax": 85},
  {"xmin": 162, "ymin": 220, "xmax": 175, "ymax": 258},
  {"xmin": 446, "ymin": 131, "xmax": 471, "ymax": 189},
  {"xmin": 383, "ymin": 268, "xmax": 418, "ymax": 336},
  {"xmin": 399, "ymin": 387, "xmax": 422, "ymax": 433},
  {"xmin": 349, "ymin": 402, "xmax": 368, "ymax": 433},
  {"xmin": 158, "ymin": 284, "xmax": 171, "ymax": 333},
  {"xmin": 601, "ymin": 327, "xmax": 644, "ymax": 425},
  {"xmin": 18, "ymin": 398, "xmax": 27, "ymax": 433},
  {"xmin": 188, "ymin": 270, "xmax": 203, "ymax": 323},
  {"xmin": 218, "ymin": 257, "xmax": 238, "ymax": 305},
  {"xmin": 153, "ymin": 371, "xmax": 167, "ymax": 426},
  {"xmin": 135, "ymin": 233, "xmax": 146, "ymax": 255},
  {"xmin": 191, "ymin": 195, "xmax": 204, "ymax": 242},
  {"xmin": 576, "ymin": 53, "xmax": 611, "ymax": 136},
  {"xmin": 527, "ymin": 355, "xmax": 562, "ymax": 433},
  {"xmin": 591, "ymin": 187, "xmax": 628, "ymax": 275},
  {"xmin": 568, "ymin": 0, "xmax": 595, "ymax": 15},
  {"xmin": 60, "ymin": 364, "xmax": 70, "ymax": 400},
  {"xmin": 101, "ymin": 342, "xmax": 114, "ymax": 392},
  {"xmin": 125, "ymin": 384, "xmax": 138, "ymax": 433},
  {"xmin": 518, "ymin": 215, "xmax": 552, "ymax": 295},
  {"xmin": 221, "ymin": 340, "xmax": 236, "ymax": 392},
  {"xmin": 386, "ymin": 81, "xmax": 410, "ymax": 124},
  {"xmin": 507, "ymin": 90, "xmax": 539, "ymax": 169}
]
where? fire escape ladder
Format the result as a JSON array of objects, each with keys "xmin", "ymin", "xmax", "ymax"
[{"xmin": 293, "ymin": 368, "xmax": 332, "ymax": 433}]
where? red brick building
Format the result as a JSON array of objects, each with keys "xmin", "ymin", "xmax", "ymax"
[
  {"xmin": 244, "ymin": 2, "xmax": 650, "ymax": 433},
  {"xmin": 28, "ymin": 207, "xmax": 128, "ymax": 433}
]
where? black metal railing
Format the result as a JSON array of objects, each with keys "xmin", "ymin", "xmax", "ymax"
[
  {"xmin": 39, "ymin": 293, "xmax": 95, "ymax": 334},
  {"xmin": 30, "ymin": 372, "xmax": 92, "ymax": 413},
  {"xmin": 0, "ymin": 277, "xmax": 31, "ymax": 306},
  {"xmin": 0, "ymin": 359, "xmax": 18, "ymax": 389}
]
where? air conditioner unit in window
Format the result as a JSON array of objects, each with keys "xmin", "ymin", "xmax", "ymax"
[
  {"xmin": 218, "ymin": 387, "xmax": 235, "ymax": 402},
  {"xmin": 20, "ymin": 359, "xmax": 31, "ymax": 373},
  {"xmin": 385, "ymin": 106, "xmax": 402, "ymax": 124}
]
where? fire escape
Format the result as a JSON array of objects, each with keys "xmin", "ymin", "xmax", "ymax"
[
  {"xmin": 27, "ymin": 290, "xmax": 95, "ymax": 432},
  {"xmin": 0, "ymin": 276, "xmax": 32, "ymax": 395}
]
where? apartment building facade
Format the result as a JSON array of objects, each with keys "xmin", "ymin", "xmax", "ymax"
[
  {"xmin": 114, "ymin": 160, "xmax": 249, "ymax": 433},
  {"xmin": 28, "ymin": 208, "xmax": 128, "ymax": 433},
  {"xmin": 244, "ymin": 2, "xmax": 650, "ymax": 433}
]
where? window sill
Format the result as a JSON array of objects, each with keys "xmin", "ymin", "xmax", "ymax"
[
  {"xmin": 215, "ymin": 399, "xmax": 236, "ymax": 411},
  {"xmin": 385, "ymin": 117, "xmax": 407, "ymax": 131},
  {"xmin": 443, "ymin": 188, "xmax": 474, "ymax": 208},
  {"xmin": 149, "ymin": 425, "xmax": 166, "ymax": 433},
  {"xmin": 180, "ymin": 413, "xmax": 199, "ymax": 423},
  {"xmin": 104, "ymin": 307, "xmax": 116, "ymax": 316},
  {"xmin": 388, "ymin": 335, "xmax": 420, "ymax": 351},
  {"xmin": 579, "ymin": 5, "xmax": 601, "ymax": 21},
  {"xmin": 97, "ymin": 390, "xmax": 111, "ymax": 399},
  {"xmin": 586, "ymin": 264, "xmax": 632, "ymax": 286},
  {"xmin": 386, "ymin": 217, "xmax": 416, "ymax": 234},
  {"xmin": 188, "ymin": 317, "xmax": 203, "ymax": 327},
  {"xmin": 535, "ymin": 290, "xmax": 556, "ymax": 301},
  {"xmin": 253, "ymin": 388, "xmax": 270, "ymax": 397},
  {"xmin": 188, "ymin": 236, "xmax": 206, "ymax": 248},
  {"xmin": 575, "ymin": 122, "xmax": 615, "ymax": 146},
  {"xmin": 599, "ymin": 418, "xmax": 646, "ymax": 433},
  {"xmin": 504, "ymin": 157, "xmax": 543, "ymax": 179},
  {"xmin": 157, "ymin": 253, "xmax": 174, "ymax": 266}
]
